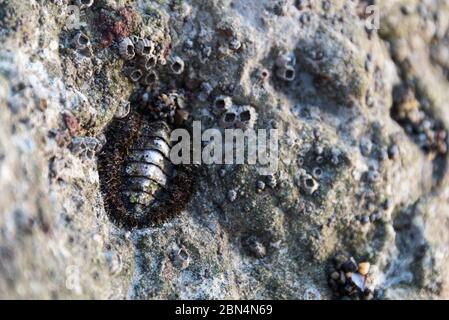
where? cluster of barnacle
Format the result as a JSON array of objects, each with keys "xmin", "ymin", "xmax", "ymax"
[
  {"xmin": 392, "ymin": 85, "xmax": 448, "ymax": 158},
  {"xmin": 256, "ymin": 174, "xmax": 277, "ymax": 193},
  {"xmin": 212, "ymin": 96, "xmax": 257, "ymax": 130},
  {"xmin": 328, "ymin": 255, "xmax": 374, "ymax": 300},
  {"xmin": 70, "ymin": 1, "xmax": 95, "ymax": 52},
  {"xmin": 117, "ymin": 28, "xmax": 183, "ymax": 87},
  {"xmin": 295, "ymin": 141, "xmax": 343, "ymax": 196},
  {"xmin": 119, "ymin": 35, "xmax": 162, "ymax": 86},
  {"xmin": 354, "ymin": 198, "xmax": 391, "ymax": 225},
  {"xmin": 275, "ymin": 53, "xmax": 296, "ymax": 82}
]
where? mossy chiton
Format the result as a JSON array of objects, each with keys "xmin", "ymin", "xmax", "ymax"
[{"xmin": 98, "ymin": 100, "xmax": 195, "ymax": 228}]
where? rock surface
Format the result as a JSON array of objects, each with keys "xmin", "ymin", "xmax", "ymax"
[{"xmin": 1, "ymin": 0, "xmax": 449, "ymax": 299}]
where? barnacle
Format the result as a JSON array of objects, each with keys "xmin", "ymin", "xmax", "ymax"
[
  {"xmin": 119, "ymin": 37, "xmax": 136, "ymax": 60},
  {"xmin": 276, "ymin": 65, "xmax": 295, "ymax": 81},
  {"xmin": 243, "ymin": 236, "xmax": 267, "ymax": 258},
  {"xmin": 70, "ymin": 137, "xmax": 100, "ymax": 160},
  {"xmin": 256, "ymin": 68, "xmax": 270, "ymax": 83},
  {"xmin": 73, "ymin": 32, "xmax": 90, "ymax": 50},
  {"xmin": 129, "ymin": 35, "xmax": 140, "ymax": 45},
  {"xmin": 125, "ymin": 67, "xmax": 143, "ymax": 82},
  {"xmin": 213, "ymin": 95, "xmax": 233, "ymax": 114},
  {"xmin": 76, "ymin": 0, "xmax": 94, "ymax": 10},
  {"xmin": 138, "ymin": 55, "xmax": 158, "ymax": 71},
  {"xmin": 235, "ymin": 105, "xmax": 257, "ymax": 130},
  {"xmin": 275, "ymin": 53, "xmax": 296, "ymax": 81},
  {"xmin": 170, "ymin": 56, "xmax": 185, "ymax": 75},
  {"xmin": 218, "ymin": 104, "xmax": 257, "ymax": 129},
  {"xmin": 136, "ymin": 38, "xmax": 154, "ymax": 56},
  {"xmin": 219, "ymin": 111, "xmax": 237, "ymax": 128},
  {"xmin": 301, "ymin": 173, "xmax": 319, "ymax": 195},
  {"xmin": 145, "ymin": 91, "xmax": 183, "ymax": 123},
  {"xmin": 141, "ymin": 71, "xmax": 158, "ymax": 87}
]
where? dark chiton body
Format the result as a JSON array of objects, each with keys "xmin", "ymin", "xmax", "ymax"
[
  {"xmin": 98, "ymin": 104, "xmax": 194, "ymax": 228},
  {"xmin": 121, "ymin": 120, "xmax": 173, "ymax": 219}
]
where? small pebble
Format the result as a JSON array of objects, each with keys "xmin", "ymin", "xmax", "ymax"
[
  {"xmin": 328, "ymin": 255, "xmax": 374, "ymax": 300},
  {"xmin": 358, "ymin": 262, "xmax": 371, "ymax": 276}
]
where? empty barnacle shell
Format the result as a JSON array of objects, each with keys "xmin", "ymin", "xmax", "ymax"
[
  {"xmin": 300, "ymin": 173, "xmax": 319, "ymax": 195},
  {"xmin": 119, "ymin": 37, "xmax": 136, "ymax": 60},
  {"xmin": 73, "ymin": 32, "xmax": 90, "ymax": 50},
  {"xmin": 213, "ymin": 95, "xmax": 232, "ymax": 114},
  {"xmin": 136, "ymin": 38, "xmax": 154, "ymax": 56},
  {"xmin": 124, "ymin": 67, "xmax": 143, "ymax": 82},
  {"xmin": 138, "ymin": 55, "xmax": 158, "ymax": 71},
  {"xmin": 219, "ymin": 111, "xmax": 237, "ymax": 128},
  {"xmin": 170, "ymin": 56, "xmax": 185, "ymax": 75},
  {"xmin": 141, "ymin": 71, "xmax": 158, "ymax": 86},
  {"xmin": 276, "ymin": 65, "xmax": 296, "ymax": 81},
  {"xmin": 235, "ymin": 105, "xmax": 257, "ymax": 130},
  {"xmin": 312, "ymin": 167, "xmax": 323, "ymax": 180},
  {"xmin": 76, "ymin": 0, "xmax": 94, "ymax": 10}
]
